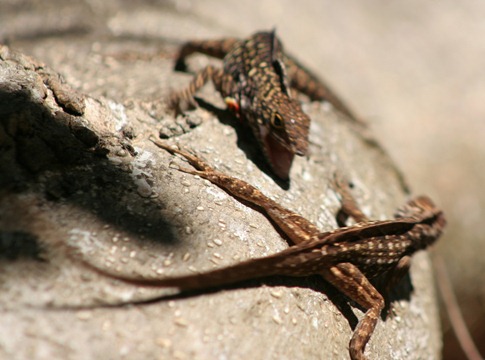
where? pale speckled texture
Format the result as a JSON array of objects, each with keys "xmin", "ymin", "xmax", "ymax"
[{"xmin": 0, "ymin": 1, "xmax": 456, "ymax": 359}]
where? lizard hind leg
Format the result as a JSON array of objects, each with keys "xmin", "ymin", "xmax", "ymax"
[
  {"xmin": 320, "ymin": 263, "xmax": 385, "ymax": 360},
  {"xmin": 174, "ymin": 38, "xmax": 239, "ymax": 71}
]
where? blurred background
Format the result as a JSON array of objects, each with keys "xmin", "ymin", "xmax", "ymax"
[{"xmin": 1, "ymin": 1, "xmax": 483, "ymax": 358}]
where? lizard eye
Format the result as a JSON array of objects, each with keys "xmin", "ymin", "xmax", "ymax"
[{"xmin": 271, "ymin": 113, "xmax": 284, "ymax": 129}]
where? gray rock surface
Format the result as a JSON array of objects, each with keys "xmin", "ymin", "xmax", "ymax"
[{"xmin": 0, "ymin": 2, "xmax": 446, "ymax": 359}]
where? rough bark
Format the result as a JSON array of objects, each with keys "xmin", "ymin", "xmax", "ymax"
[{"xmin": 0, "ymin": 3, "xmax": 441, "ymax": 359}]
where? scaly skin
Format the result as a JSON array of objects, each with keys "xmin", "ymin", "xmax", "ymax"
[
  {"xmin": 76, "ymin": 139, "xmax": 446, "ymax": 360},
  {"xmin": 169, "ymin": 30, "xmax": 360, "ymax": 179}
]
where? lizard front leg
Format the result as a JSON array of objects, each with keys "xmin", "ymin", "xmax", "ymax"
[
  {"xmin": 150, "ymin": 138, "xmax": 320, "ymax": 244},
  {"xmin": 168, "ymin": 65, "xmax": 225, "ymax": 113},
  {"xmin": 320, "ymin": 263, "xmax": 385, "ymax": 360},
  {"xmin": 332, "ymin": 174, "xmax": 370, "ymax": 225}
]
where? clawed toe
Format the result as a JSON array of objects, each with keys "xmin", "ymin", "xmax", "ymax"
[
  {"xmin": 167, "ymin": 93, "xmax": 198, "ymax": 115},
  {"xmin": 149, "ymin": 136, "xmax": 214, "ymax": 173}
]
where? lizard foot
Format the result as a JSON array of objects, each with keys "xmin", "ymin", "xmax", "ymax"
[
  {"xmin": 149, "ymin": 136, "xmax": 213, "ymax": 174},
  {"xmin": 166, "ymin": 92, "xmax": 198, "ymax": 116}
]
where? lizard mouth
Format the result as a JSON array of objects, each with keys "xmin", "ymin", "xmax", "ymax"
[{"xmin": 264, "ymin": 133, "xmax": 295, "ymax": 180}]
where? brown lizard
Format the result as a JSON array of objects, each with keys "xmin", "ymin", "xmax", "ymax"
[
  {"xmin": 168, "ymin": 30, "xmax": 360, "ymax": 180},
  {"xmin": 76, "ymin": 138, "xmax": 446, "ymax": 360}
]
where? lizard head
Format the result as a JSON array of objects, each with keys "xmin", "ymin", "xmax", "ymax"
[
  {"xmin": 396, "ymin": 196, "xmax": 441, "ymax": 218},
  {"xmin": 395, "ymin": 195, "xmax": 447, "ymax": 248},
  {"xmin": 251, "ymin": 96, "xmax": 310, "ymax": 180}
]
